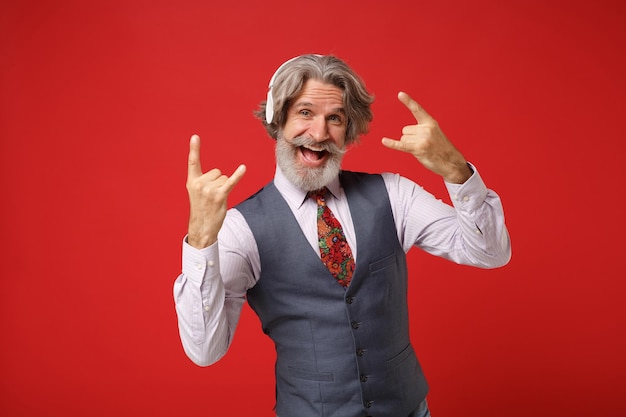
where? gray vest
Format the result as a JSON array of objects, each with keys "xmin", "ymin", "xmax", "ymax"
[{"xmin": 237, "ymin": 171, "xmax": 428, "ymax": 417}]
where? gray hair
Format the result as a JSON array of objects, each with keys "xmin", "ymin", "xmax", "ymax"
[{"xmin": 255, "ymin": 54, "xmax": 374, "ymax": 144}]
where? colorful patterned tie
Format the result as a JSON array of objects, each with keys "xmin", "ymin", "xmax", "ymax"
[{"xmin": 311, "ymin": 188, "xmax": 355, "ymax": 287}]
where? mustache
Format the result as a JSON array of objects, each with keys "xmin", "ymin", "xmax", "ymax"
[{"xmin": 289, "ymin": 135, "xmax": 347, "ymax": 156}]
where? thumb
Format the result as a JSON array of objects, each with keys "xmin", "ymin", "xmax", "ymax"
[{"xmin": 223, "ymin": 164, "xmax": 247, "ymax": 192}]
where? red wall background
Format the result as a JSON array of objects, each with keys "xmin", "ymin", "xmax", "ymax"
[{"xmin": 1, "ymin": 0, "xmax": 625, "ymax": 415}]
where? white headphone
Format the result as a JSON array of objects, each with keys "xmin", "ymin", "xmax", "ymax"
[{"xmin": 265, "ymin": 54, "xmax": 323, "ymax": 124}]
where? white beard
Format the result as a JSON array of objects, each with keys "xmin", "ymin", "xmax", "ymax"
[{"xmin": 275, "ymin": 133, "xmax": 345, "ymax": 191}]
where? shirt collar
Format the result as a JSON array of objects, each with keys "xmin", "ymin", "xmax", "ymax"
[{"xmin": 274, "ymin": 165, "xmax": 343, "ymax": 209}]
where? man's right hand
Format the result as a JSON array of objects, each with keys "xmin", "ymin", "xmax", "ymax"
[{"xmin": 186, "ymin": 135, "xmax": 246, "ymax": 249}]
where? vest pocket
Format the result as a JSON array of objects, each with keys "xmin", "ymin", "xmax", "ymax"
[
  {"xmin": 384, "ymin": 343, "xmax": 428, "ymax": 408},
  {"xmin": 369, "ymin": 251, "xmax": 397, "ymax": 273},
  {"xmin": 386, "ymin": 343, "xmax": 416, "ymax": 371}
]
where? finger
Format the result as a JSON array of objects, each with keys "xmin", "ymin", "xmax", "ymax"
[
  {"xmin": 381, "ymin": 137, "xmax": 407, "ymax": 152},
  {"xmin": 222, "ymin": 164, "xmax": 247, "ymax": 193},
  {"xmin": 402, "ymin": 125, "xmax": 419, "ymax": 135},
  {"xmin": 188, "ymin": 134, "xmax": 203, "ymax": 179},
  {"xmin": 205, "ymin": 168, "xmax": 223, "ymax": 181},
  {"xmin": 398, "ymin": 91, "xmax": 433, "ymax": 124}
]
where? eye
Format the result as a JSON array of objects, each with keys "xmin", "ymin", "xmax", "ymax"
[
  {"xmin": 299, "ymin": 109, "xmax": 312, "ymax": 117},
  {"xmin": 328, "ymin": 114, "xmax": 344, "ymax": 124}
]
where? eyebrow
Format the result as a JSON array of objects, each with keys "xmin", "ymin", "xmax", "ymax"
[{"xmin": 293, "ymin": 101, "xmax": 345, "ymax": 114}]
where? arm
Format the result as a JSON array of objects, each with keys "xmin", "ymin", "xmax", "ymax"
[
  {"xmin": 384, "ymin": 168, "xmax": 511, "ymax": 268},
  {"xmin": 173, "ymin": 135, "xmax": 250, "ymax": 366},
  {"xmin": 382, "ymin": 93, "xmax": 510, "ymax": 267},
  {"xmin": 173, "ymin": 211, "xmax": 258, "ymax": 366},
  {"xmin": 173, "ymin": 240, "xmax": 231, "ymax": 366}
]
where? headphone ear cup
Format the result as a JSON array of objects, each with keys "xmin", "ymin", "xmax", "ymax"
[
  {"xmin": 265, "ymin": 88, "xmax": 274, "ymax": 124},
  {"xmin": 265, "ymin": 56, "xmax": 297, "ymax": 124}
]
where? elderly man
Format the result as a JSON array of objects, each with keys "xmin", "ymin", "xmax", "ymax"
[{"xmin": 174, "ymin": 54, "xmax": 511, "ymax": 417}]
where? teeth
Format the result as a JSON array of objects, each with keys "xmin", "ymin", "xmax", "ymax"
[{"xmin": 303, "ymin": 145, "xmax": 324, "ymax": 152}]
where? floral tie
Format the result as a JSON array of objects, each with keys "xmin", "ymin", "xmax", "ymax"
[{"xmin": 311, "ymin": 188, "xmax": 355, "ymax": 287}]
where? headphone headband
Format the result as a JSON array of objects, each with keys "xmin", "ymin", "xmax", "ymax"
[{"xmin": 265, "ymin": 54, "xmax": 323, "ymax": 124}]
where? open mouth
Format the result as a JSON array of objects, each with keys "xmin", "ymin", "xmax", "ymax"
[{"xmin": 299, "ymin": 146, "xmax": 328, "ymax": 162}]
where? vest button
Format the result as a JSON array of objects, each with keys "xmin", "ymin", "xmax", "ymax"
[
  {"xmin": 346, "ymin": 296, "xmax": 354, "ymax": 304},
  {"xmin": 356, "ymin": 348, "xmax": 366, "ymax": 356},
  {"xmin": 351, "ymin": 321, "xmax": 360, "ymax": 329},
  {"xmin": 360, "ymin": 374, "xmax": 369, "ymax": 382},
  {"xmin": 364, "ymin": 400, "xmax": 374, "ymax": 408}
]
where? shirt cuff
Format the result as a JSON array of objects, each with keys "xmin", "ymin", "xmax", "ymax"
[
  {"xmin": 444, "ymin": 162, "xmax": 489, "ymax": 213},
  {"xmin": 181, "ymin": 236, "xmax": 220, "ymax": 285}
]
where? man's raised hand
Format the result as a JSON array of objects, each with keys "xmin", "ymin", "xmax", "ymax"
[
  {"xmin": 381, "ymin": 92, "xmax": 472, "ymax": 184},
  {"xmin": 186, "ymin": 134, "xmax": 246, "ymax": 249}
]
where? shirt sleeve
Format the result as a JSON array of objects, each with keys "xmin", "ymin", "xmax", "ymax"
[
  {"xmin": 173, "ymin": 209, "xmax": 259, "ymax": 366},
  {"xmin": 383, "ymin": 163, "xmax": 511, "ymax": 268}
]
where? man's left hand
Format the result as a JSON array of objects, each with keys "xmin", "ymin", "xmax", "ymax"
[{"xmin": 382, "ymin": 92, "xmax": 472, "ymax": 184}]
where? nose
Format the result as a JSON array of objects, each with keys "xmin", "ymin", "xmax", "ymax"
[{"xmin": 309, "ymin": 116, "xmax": 329, "ymax": 142}]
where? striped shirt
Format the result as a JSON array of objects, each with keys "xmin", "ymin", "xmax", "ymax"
[{"xmin": 174, "ymin": 164, "xmax": 511, "ymax": 366}]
